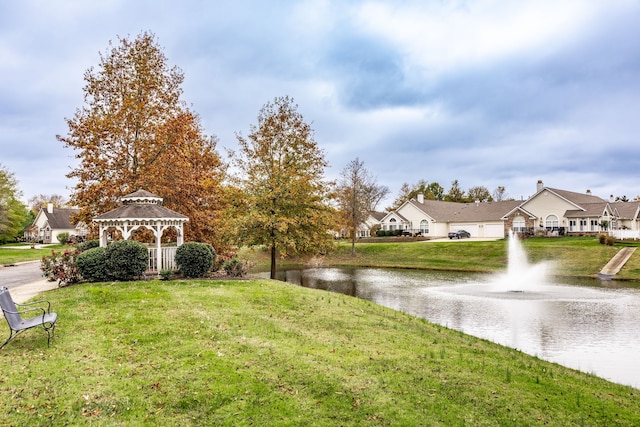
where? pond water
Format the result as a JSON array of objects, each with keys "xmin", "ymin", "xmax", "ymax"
[{"xmin": 265, "ymin": 267, "xmax": 640, "ymax": 389}]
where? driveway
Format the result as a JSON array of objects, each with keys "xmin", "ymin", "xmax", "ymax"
[{"xmin": 424, "ymin": 237, "xmax": 503, "ymax": 242}]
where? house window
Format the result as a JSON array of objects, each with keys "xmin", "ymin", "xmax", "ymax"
[
  {"xmin": 545, "ymin": 215, "xmax": 559, "ymax": 230},
  {"xmin": 590, "ymin": 220, "xmax": 599, "ymax": 231},
  {"xmin": 420, "ymin": 220, "xmax": 429, "ymax": 235},
  {"xmin": 513, "ymin": 216, "xmax": 525, "ymax": 232},
  {"xmin": 569, "ymin": 220, "xmax": 577, "ymax": 231},
  {"xmin": 389, "ymin": 218, "xmax": 397, "ymax": 231},
  {"xmin": 580, "ymin": 220, "xmax": 587, "ymax": 231}
]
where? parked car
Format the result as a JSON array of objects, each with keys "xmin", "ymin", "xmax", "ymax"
[{"xmin": 448, "ymin": 230, "xmax": 471, "ymax": 239}]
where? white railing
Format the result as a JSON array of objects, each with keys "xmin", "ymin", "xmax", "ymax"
[
  {"xmin": 610, "ymin": 230, "xmax": 640, "ymax": 240},
  {"xmin": 147, "ymin": 247, "xmax": 178, "ymax": 271}
]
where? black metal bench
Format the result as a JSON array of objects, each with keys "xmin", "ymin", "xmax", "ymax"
[{"xmin": 0, "ymin": 286, "xmax": 57, "ymax": 348}]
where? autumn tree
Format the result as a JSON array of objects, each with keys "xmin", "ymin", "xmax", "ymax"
[
  {"xmin": 0, "ymin": 164, "xmax": 29, "ymax": 243},
  {"xmin": 28, "ymin": 194, "xmax": 69, "ymax": 214},
  {"xmin": 446, "ymin": 180, "xmax": 467, "ymax": 202},
  {"xmin": 57, "ymin": 32, "xmax": 226, "ymax": 246},
  {"xmin": 467, "ymin": 185, "xmax": 492, "ymax": 202},
  {"xmin": 492, "ymin": 186, "xmax": 509, "ymax": 202},
  {"xmin": 233, "ymin": 96, "xmax": 336, "ymax": 279},
  {"xmin": 389, "ymin": 180, "xmax": 445, "ymax": 210},
  {"xmin": 336, "ymin": 158, "xmax": 388, "ymax": 255}
]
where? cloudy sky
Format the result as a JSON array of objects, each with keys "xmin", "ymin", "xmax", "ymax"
[{"xmin": 2, "ymin": 0, "xmax": 640, "ymax": 207}]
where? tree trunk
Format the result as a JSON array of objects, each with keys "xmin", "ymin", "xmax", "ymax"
[
  {"xmin": 351, "ymin": 234, "xmax": 356, "ymax": 256},
  {"xmin": 270, "ymin": 243, "xmax": 277, "ymax": 279}
]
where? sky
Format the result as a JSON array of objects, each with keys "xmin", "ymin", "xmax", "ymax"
[{"xmin": 2, "ymin": 0, "xmax": 640, "ymax": 208}]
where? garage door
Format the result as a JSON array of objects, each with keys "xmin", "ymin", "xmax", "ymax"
[
  {"xmin": 483, "ymin": 224, "xmax": 505, "ymax": 238},
  {"xmin": 450, "ymin": 224, "xmax": 478, "ymax": 236}
]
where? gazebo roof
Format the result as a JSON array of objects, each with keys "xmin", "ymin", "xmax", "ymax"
[{"xmin": 93, "ymin": 190, "xmax": 189, "ymax": 223}]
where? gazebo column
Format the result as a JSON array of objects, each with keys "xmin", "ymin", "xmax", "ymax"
[
  {"xmin": 155, "ymin": 221, "xmax": 162, "ymax": 272},
  {"xmin": 177, "ymin": 223, "xmax": 184, "ymax": 246},
  {"xmin": 99, "ymin": 224, "xmax": 108, "ymax": 247}
]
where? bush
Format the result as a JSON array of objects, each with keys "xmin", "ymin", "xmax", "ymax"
[
  {"xmin": 40, "ymin": 249, "xmax": 81, "ymax": 286},
  {"xmin": 605, "ymin": 235, "xmax": 615, "ymax": 246},
  {"xmin": 223, "ymin": 258, "xmax": 252, "ymax": 277},
  {"xmin": 159, "ymin": 269, "xmax": 173, "ymax": 281},
  {"xmin": 57, "ymin": 232, "xmax": 70, "ymax": 245},
  {"xmin": 175, "ymin": 242, "xmax": 216, "ymax": 278},
  {"xmin": 76, "ymin": 239, "xmax": 100, "ymax": 252},
  {"xmin": 105, "ymin": 240, "xmax": 148, "ymax": 281},
  {"xmin": 76, "ymin": 247, "xmax": 109, "ymax": 282}
]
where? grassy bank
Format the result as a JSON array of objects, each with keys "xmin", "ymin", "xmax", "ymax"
[
  {"xmin": 2, "ymin": 279, "xmax": 639, "ymax": 426},
  {"xmin": 243, "ymin": 236, "xmax": 640, "ymax": 281}
]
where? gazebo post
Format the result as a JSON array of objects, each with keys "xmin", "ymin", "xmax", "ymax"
[{"xmin": 155, "ymin": 221, "xmax": 162, "ymax": 271}]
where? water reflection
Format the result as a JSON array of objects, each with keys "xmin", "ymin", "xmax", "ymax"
[{"xmin": 268, "ymin": 267, "xmax": 640, "ymax": 389}]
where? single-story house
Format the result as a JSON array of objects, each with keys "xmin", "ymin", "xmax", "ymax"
[
  {"xmin": 504, "ymin": 181, "xmax": 613, "ymax": 235},
  {"xmin": 376, "ymin": 180, "xmax": 633, "ymax": 239},
  {"xmin": 610, "ymin": 201, "xmax": 640, "ymax": 239},
  {"xmin": 379, "ymin": 193, "xmax": 521, "ymax": 238},
  {"xmin": 26, "ymin": 204, "xmax": 87, "ymax": 243}
]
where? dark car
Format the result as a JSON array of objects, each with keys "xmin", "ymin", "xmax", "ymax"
[{"xmin": 448, "ymin": 230, "xmax": 471, "ymax": 239}]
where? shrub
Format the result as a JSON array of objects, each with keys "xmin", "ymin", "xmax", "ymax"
[
  {"xmin": 76, "ymin": 247, "xmax": 109, "ymax": 282},
  {"xmin": 105, "ymin": 240, "xmax": 148, "ymax": 281},
  {"xmin": 76, "ymin": 239, "xmax": 100, "ymax": 252},
  {"xmin": 223, "ymin": 258, "xmax": 252, "ymax": 277},
  {"xmin": 57, "ymin": 232, "xmax": 70, "ymax": 245},
  {"xmin": 605, "ymin": 235, "xmax": 615, "ymax": 246},
  {"xmin": 40, "ymin": 249, "xmax": 81, "ymax": 286},
  {"xmin": 175, "ymin": 242, "xmax": 216, "ymax": 278},
  {"xmin": 598, "ymin": 233, "xmax": 607, "ymax": 244},
  {"xmin": 159, "ymin": 269, "xmax": 173, "ymax": 281}
]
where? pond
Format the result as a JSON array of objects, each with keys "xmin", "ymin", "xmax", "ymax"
[{"xmin": 264, "ymin": 267, "xmax": 640, "ymax": 389}]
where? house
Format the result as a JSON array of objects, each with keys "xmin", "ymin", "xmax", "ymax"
[
  {"xmin": 376, "ymin": 180, "xmax": 625, "ymax": 239},
  {"xmin": 380, "ymin": 194, "xmax": 521, "ymax": 238},
  {"xmin": 503, "ymin": 180, "xmax": 612, "ymax": 235},
  {"xmin": 26, "ymin": 204, "xmax": 87, "ymax": 243},
  {"xmin": 610, "ymin": 200, "xmax": 640, "ymax": 239}
]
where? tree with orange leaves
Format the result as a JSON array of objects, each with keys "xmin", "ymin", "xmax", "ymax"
[{"xmin": 57, "ymin": 32, "xmax": 226, "ymax": 246}]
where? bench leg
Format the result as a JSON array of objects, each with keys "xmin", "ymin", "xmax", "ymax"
[{"xmin": 1, "ymin": 329, "xmax": 17, "ymax": 349}]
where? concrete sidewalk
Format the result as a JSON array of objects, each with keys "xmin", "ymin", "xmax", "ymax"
[
  {"xmin": 598, "ymin": 247, "xmax": 637, "ymax": 279},
  {"xmin": 9, "ymin": 279, "xmax": 59, "ymax": 304}
]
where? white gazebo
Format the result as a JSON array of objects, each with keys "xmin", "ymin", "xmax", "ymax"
[{"xmin": 93, "ymin": 190, "xmax": 189, "ymax": 271}]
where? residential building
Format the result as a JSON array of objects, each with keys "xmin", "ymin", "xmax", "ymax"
[
  {"xmin": 26, "ymin": 204, "xmax": 87, "ymax": 243},
  {"xmin": 376, "ymin": 180, "xmax": 631, "ymax": 239}
]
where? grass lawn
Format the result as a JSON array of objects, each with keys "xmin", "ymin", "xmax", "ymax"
[
  {"xmin": 0, "ymin": 244, "xmax": 72, "ymax": 265},
  {"xmin": 1, "ymin": 279, "xmax": 639, "ymax": 426},
  {"xmin": 244, "ymin": 236, "xmax": 640, "ymax": 281}
]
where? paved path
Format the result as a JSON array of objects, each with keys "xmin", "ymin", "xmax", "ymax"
[
  {"xmin": 0, "ymin": 261, "xmax": 59, "ymax": 304},
  {"xmin": 598, "ymin": 247, "xmax": 637, "ymax": 279}
]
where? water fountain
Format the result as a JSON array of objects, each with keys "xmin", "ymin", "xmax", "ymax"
[{"xmin": 491, "ymin": 229, "xmax": 549, "ymax": 293}]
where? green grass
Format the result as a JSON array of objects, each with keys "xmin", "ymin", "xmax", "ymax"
[
  {"xmin": 0, "ymin": 245, "xmax": 72, "ymax": 265},
  {"xmin": 2, "ymin": 279, "xmax": 639, "ymax": 426},
  {"xmin": 243, "ymin": 236, "xmax": 640, "ymax": 281}
]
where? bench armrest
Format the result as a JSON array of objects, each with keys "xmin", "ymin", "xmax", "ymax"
[
  {"xmin": 3, "ymin": 306, "xmax": 47, "ymax": 319},
  {"xmin": 16, "ymin": 299, "xmax": 52, "ymax": 313}
]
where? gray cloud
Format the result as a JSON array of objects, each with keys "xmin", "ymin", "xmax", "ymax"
[{"xmin": 1, "ymin": 0, "xmax": 640, "ymax": 206}]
